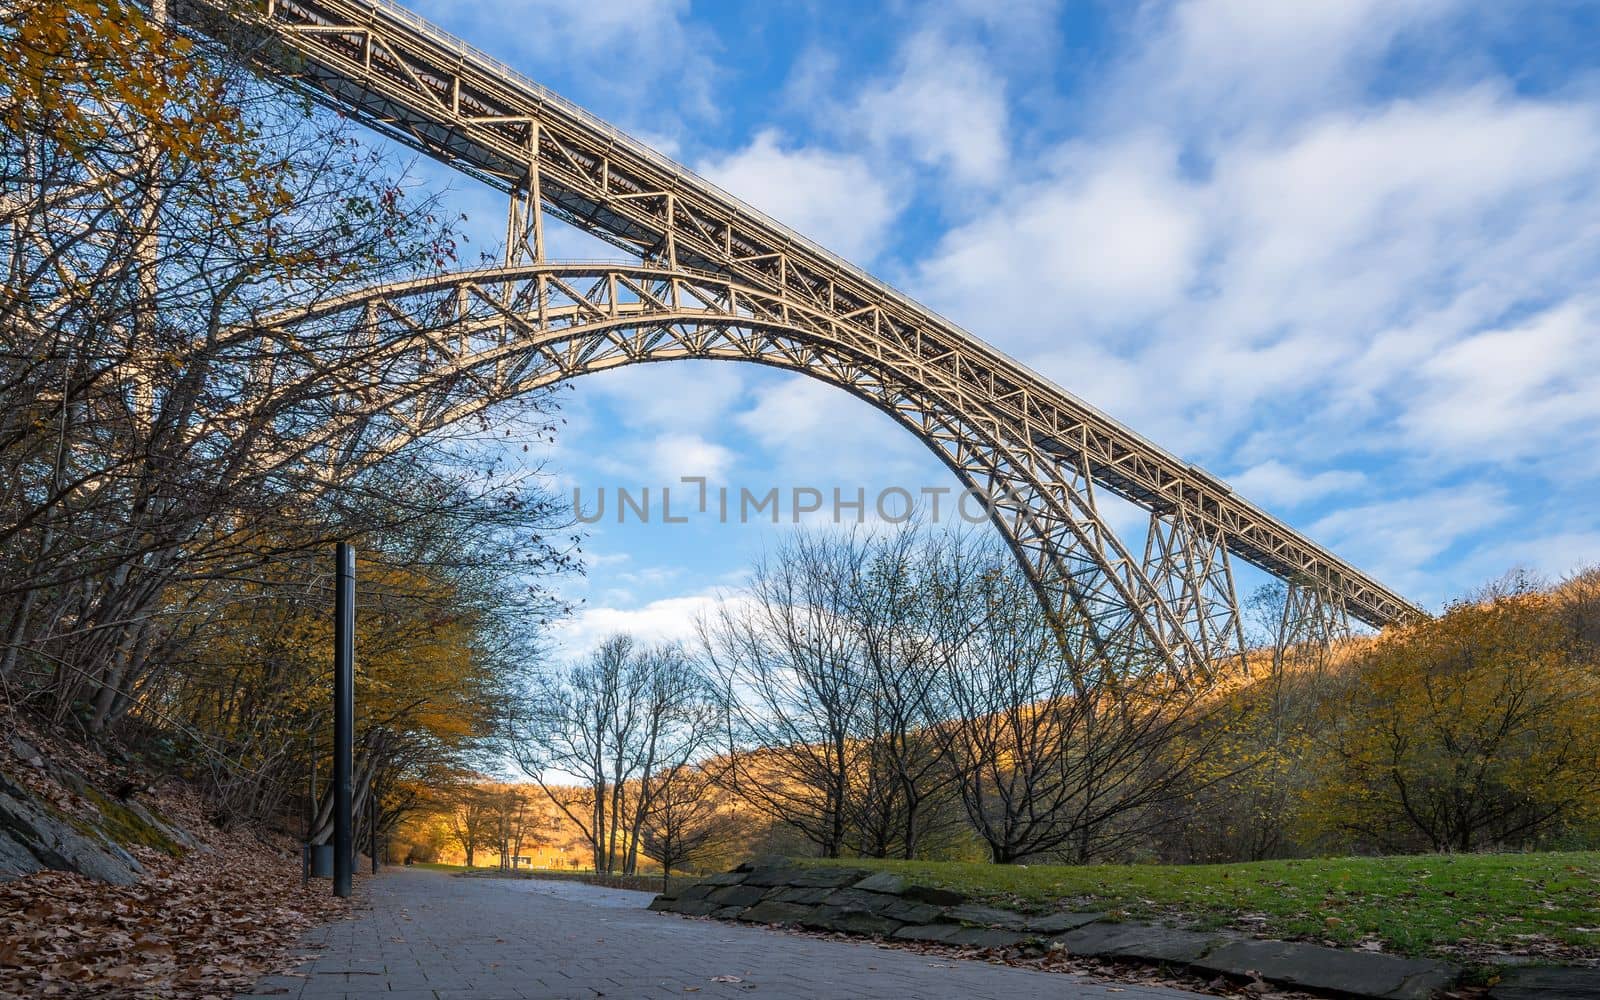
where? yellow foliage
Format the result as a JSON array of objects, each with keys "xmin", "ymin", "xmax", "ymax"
[
  {"xmin": 2, "ymin": 1, "xmax": 241, "ymax": 164},
  {"xmin": 1307, "ymin": 593, "xmax": 1600, "ymax": 852},
  {"xmin": 171, "ymin": 541, "xmax": 503, "ymax": 769}
]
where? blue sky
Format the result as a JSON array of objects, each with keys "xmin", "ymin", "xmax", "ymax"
[{"xmin": 380, "ymin": 0, "xmax": 1600, "ymax": 656}]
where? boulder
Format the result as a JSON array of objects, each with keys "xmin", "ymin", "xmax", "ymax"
[
  {"xmin": 0, "ymin": 828, "xmax": 41, "ymax": 882},
  {"xmin": 1195, "ymin": 940, "xmax": 1457, "ymax": 1000},
  {"xmin": 735, "ymin": 854, "xmax": 790, "ymax": 872},
  {"xmin": 853, "ymin": 872, "xmax": 906, "ymax": 894},
  {"xmin": 764, "ymin": 885, "xmax": 835, "ymax": 905},
  {"xmin": 1053, "ymin": 922, "xmax": 1230, "ymax": 963},
  {"xmin": 894, "ymin": 924, "xmax": 1025, "ymax": 949},
  {"xmin": 657, "ymin": 897, "xmax": 721, "ymax": 917},
  {"xmin": 822, "ymin": 888, "xmax": 941, "ymax": 925},
  {"xmin": 903, "ymin": 884, "xmax": 967, "ymax": 906},
  {"xmin": 741, "ymin": 867, "xmax": 807, "ymax": 887},
  {"xmin": 706, "ymin": 884, "xmax": 767, "ymax": 907},
  {"xmin": 737, "ymin": 901, "xmax": 815, "ymax": 925},
  {"xmin": 786, "ymin": 867, "xmax": 871, "ymax": 888},
  {"xmin": 1025, "ymin": 911, "xmax": 1103, "ymax": 934},
  {"xmin": 943, "ymin": 903, "xmax": 1028, "ymax": 931},
  {"xmin": 802, "ymin": 904, "xmax": 902, "ymax": 937},
  {"xmin": 122, "ymin": 800, "xmax": 198, "ymax": 852},
  {"xmin": 1487, "ymin": 966, "xmax": 1600, "ymax": 1000},
  {"xmin": 0, "ymin": 779, "xmax": 140, "ymax": 886}
]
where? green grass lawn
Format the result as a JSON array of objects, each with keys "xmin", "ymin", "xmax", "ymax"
[{"xmin": 800, "ymin": 852, "xmax": 1600, "ymax": 962}]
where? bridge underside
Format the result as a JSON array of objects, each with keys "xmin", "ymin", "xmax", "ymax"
[
  {"xmin": 165, "ymin": 0, "xmax": 1415, "ymax": 679},
  {"xmin": 247, "ymin": 265, "xmax": 1357, "ymax": 680}
]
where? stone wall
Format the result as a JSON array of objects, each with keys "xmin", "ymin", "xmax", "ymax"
[
  {"xmin": 649, "ymin": 855, "xmax": 1100, "ymax": 949},
  {"xmin": 650, "ymin": 857, "xmax": 1460, "ymax": 1000}
]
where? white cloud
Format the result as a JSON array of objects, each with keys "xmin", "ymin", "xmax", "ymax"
[
  {"xmin": 1124, "ymin": 0, "xmax": 1463, "ymax": 130},
  {"xmin": 583, "ymin": 362, "xmax": 747, "ymax": 434},
  {"xmin": 1207, "ymin": 89, "xmax": 1600, "ymax": 342},
  {"xmin": 1400, "ymin": 302, "xmax": 1600, "ymax": 460},
  {"xmin": 1310, "ymin": 486, "xmax": 1507, "ymax": 590},
  {"xmin": 550, "ymin": 590, "xmax": 733, "ymax": 657},
  {"xmin": 1460, "ymin": 530, "xmax": 1600, "ymax": 585},
  {"xmin": 917, "ymin": 136, "xmax": 1202, "ymax": 339},
  {"xmin": 415, "ymin": 0, "xmax": 717, "ymax": 121},
  {"xmin": 416, "ymin": 0, "xmax": 1600, "ymax": 611},
  {"xmin": 734, "ymin": 373, "xmax": 928, "ymax": 483},
  {"xmin": 1229, "ymin": 461, "xmax": 1366, "ymax": 508},
  {"xmin": 735, "ymin": 376, "xmax": 840, "ymax": 449},
  {"xmin": 697, "ymin": 130, "xmax": 902, "ymax": 263},
  {"xmin": 916, "ymin": 87, "xmax": 1600, "ymax": 474},
  {"xmin": 852, "ymin": 31, "xmax": 1010, "ymax": 186},
  {"xmin": 646, "ymin": 432, "xmax": 735, "ymax": 483}
]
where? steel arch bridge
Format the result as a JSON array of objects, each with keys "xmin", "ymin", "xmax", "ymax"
[{"xmin": 177, "ymin": 0, "xmax": 1423, "ymax": 677}]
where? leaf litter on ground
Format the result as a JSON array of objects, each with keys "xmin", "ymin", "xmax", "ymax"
[{"xmin": 0, "ymin": 722, "xmax": 351, "ymax": 998}]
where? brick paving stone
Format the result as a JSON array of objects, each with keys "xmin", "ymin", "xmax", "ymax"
[{"xmin": 251, "ymin": 867, "xmax": 1202, "ymax": 999}]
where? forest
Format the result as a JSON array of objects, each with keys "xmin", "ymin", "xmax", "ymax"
[{"xmin": 411, "ymin": 529, "xmax": 1600, "ymax": 876}]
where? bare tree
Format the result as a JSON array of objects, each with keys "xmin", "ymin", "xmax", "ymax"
[
  {"xmin": 924, "ymin": 533, "xmax": 1217, "ymax": 863},
  {"xmin": 511, "ymin": 636, "xmax": 624, "ymax": 872},
  {"xmin": 700, "ymin": 534, "xmax": 870, "ymax": 858},
  {"xmin": 447, "ymin": 787, "xmax": 497, "ymax": 868},
  {"xmin": 620, "ymin": 645, "xmax": 719, "ymax": 874},
  {"xmin": 490, "ymin": 786, "xmax": 542, "ymax": 870},
  {"xmin": 509, "ymin": 635, "xmax": 715, "ymax": 874},
  {"xmin": 840, "ymin": 527, "xmax": 956, "ymax": 858},
  {"xmin": 638, "ymin": 761, "xmax": 739, "ymax": 887}
]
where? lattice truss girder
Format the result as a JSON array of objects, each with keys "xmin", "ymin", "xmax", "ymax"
[
  {"xmin": 142, "ymin": 0, "xmax": 1432, "ymax": 680},
  {"xmin": 172, "ymin": 0, "xmax": 1420, "ymax": 637},
  {"xmin": 236, "ymin": 265, "xmax": 1225, "ymax": 676}
]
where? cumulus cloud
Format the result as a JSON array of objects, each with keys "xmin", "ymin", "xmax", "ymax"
[
  {"xmin": 1228, "ymin": 461, "xmax": 1366, "ymax": 508},
  {"xmin": 851, "ymin": 30, "xmax": 1011, "ymax": 186},
  {"xmin": 734, "ymin": 373, "xmax": 933, "ymax": 485},
  {"xmin": 917, "ymin": 86, "xmax": 1600, "ymax": 467},
  {"xmin": 425, "ymin": 0, "xmax": 1600, "ymax": 606},
  {"xmin": 1310, "ymin": 486, "xmax": 1508, "ymax": 593},
  {"xmin": 1458, "ymin": 531, "xmax": 1600, "ymax": 586},
  {"xmin": 583, "ymin": 362, "xmax": 748, "ymax": 435},
  {"xmin": 412, "ymin": 0, "xmax": 718, "ymax": 121},
  {"xmin": 697, "ymin": 130, "xmax": 902, "ymax": 263},
  {"xmin": 549, "ymin": 590, "xmax": 733, "ymax": 657},
  {"xmin": 644, "ymin": 432, "xmax": 736, "ymax": 483},
  {"xmin": 917, "ymin": 136, "xmax": 1201, "ymax": 342},
  {"xmin": 1398, "ymin": 302, "xmax": 1600, "ymax": 460},
  {"xmin": 1121, "ymin": 0, "xmax": 1464, "ymax": 130}
]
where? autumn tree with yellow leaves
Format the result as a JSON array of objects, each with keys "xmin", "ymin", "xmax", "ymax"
[
  {"xmin": 1, "ymin": 0, "xmax": 574, "ymax": 839},
  {"xmin": 1309, "ymin": 579, "xmax": 1600, "ymax": 853}
]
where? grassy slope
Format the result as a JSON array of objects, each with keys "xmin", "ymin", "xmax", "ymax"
[{"xmin": 801, "ymin": 852, "xmax": 1600, "ymax": 961}]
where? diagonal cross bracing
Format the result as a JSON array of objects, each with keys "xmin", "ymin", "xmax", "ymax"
[{"xmin": 174, "ymin": 0, "xmax": 1424, "ymax": 666}]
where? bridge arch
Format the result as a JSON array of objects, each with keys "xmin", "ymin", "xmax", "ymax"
[{"xmin": 251, "ymin": 263, "xmax": 1247, "ymax": 677}]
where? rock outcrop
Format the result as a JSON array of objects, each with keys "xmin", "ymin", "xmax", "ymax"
[{"xmin": 0, "ymin": 733, "xmax": 190, "ymax": 885}]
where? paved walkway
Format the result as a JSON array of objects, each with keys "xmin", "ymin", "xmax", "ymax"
[{"xmin": 245, "ymin": 867, "xmax": 1200, "ymax": 1000}]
